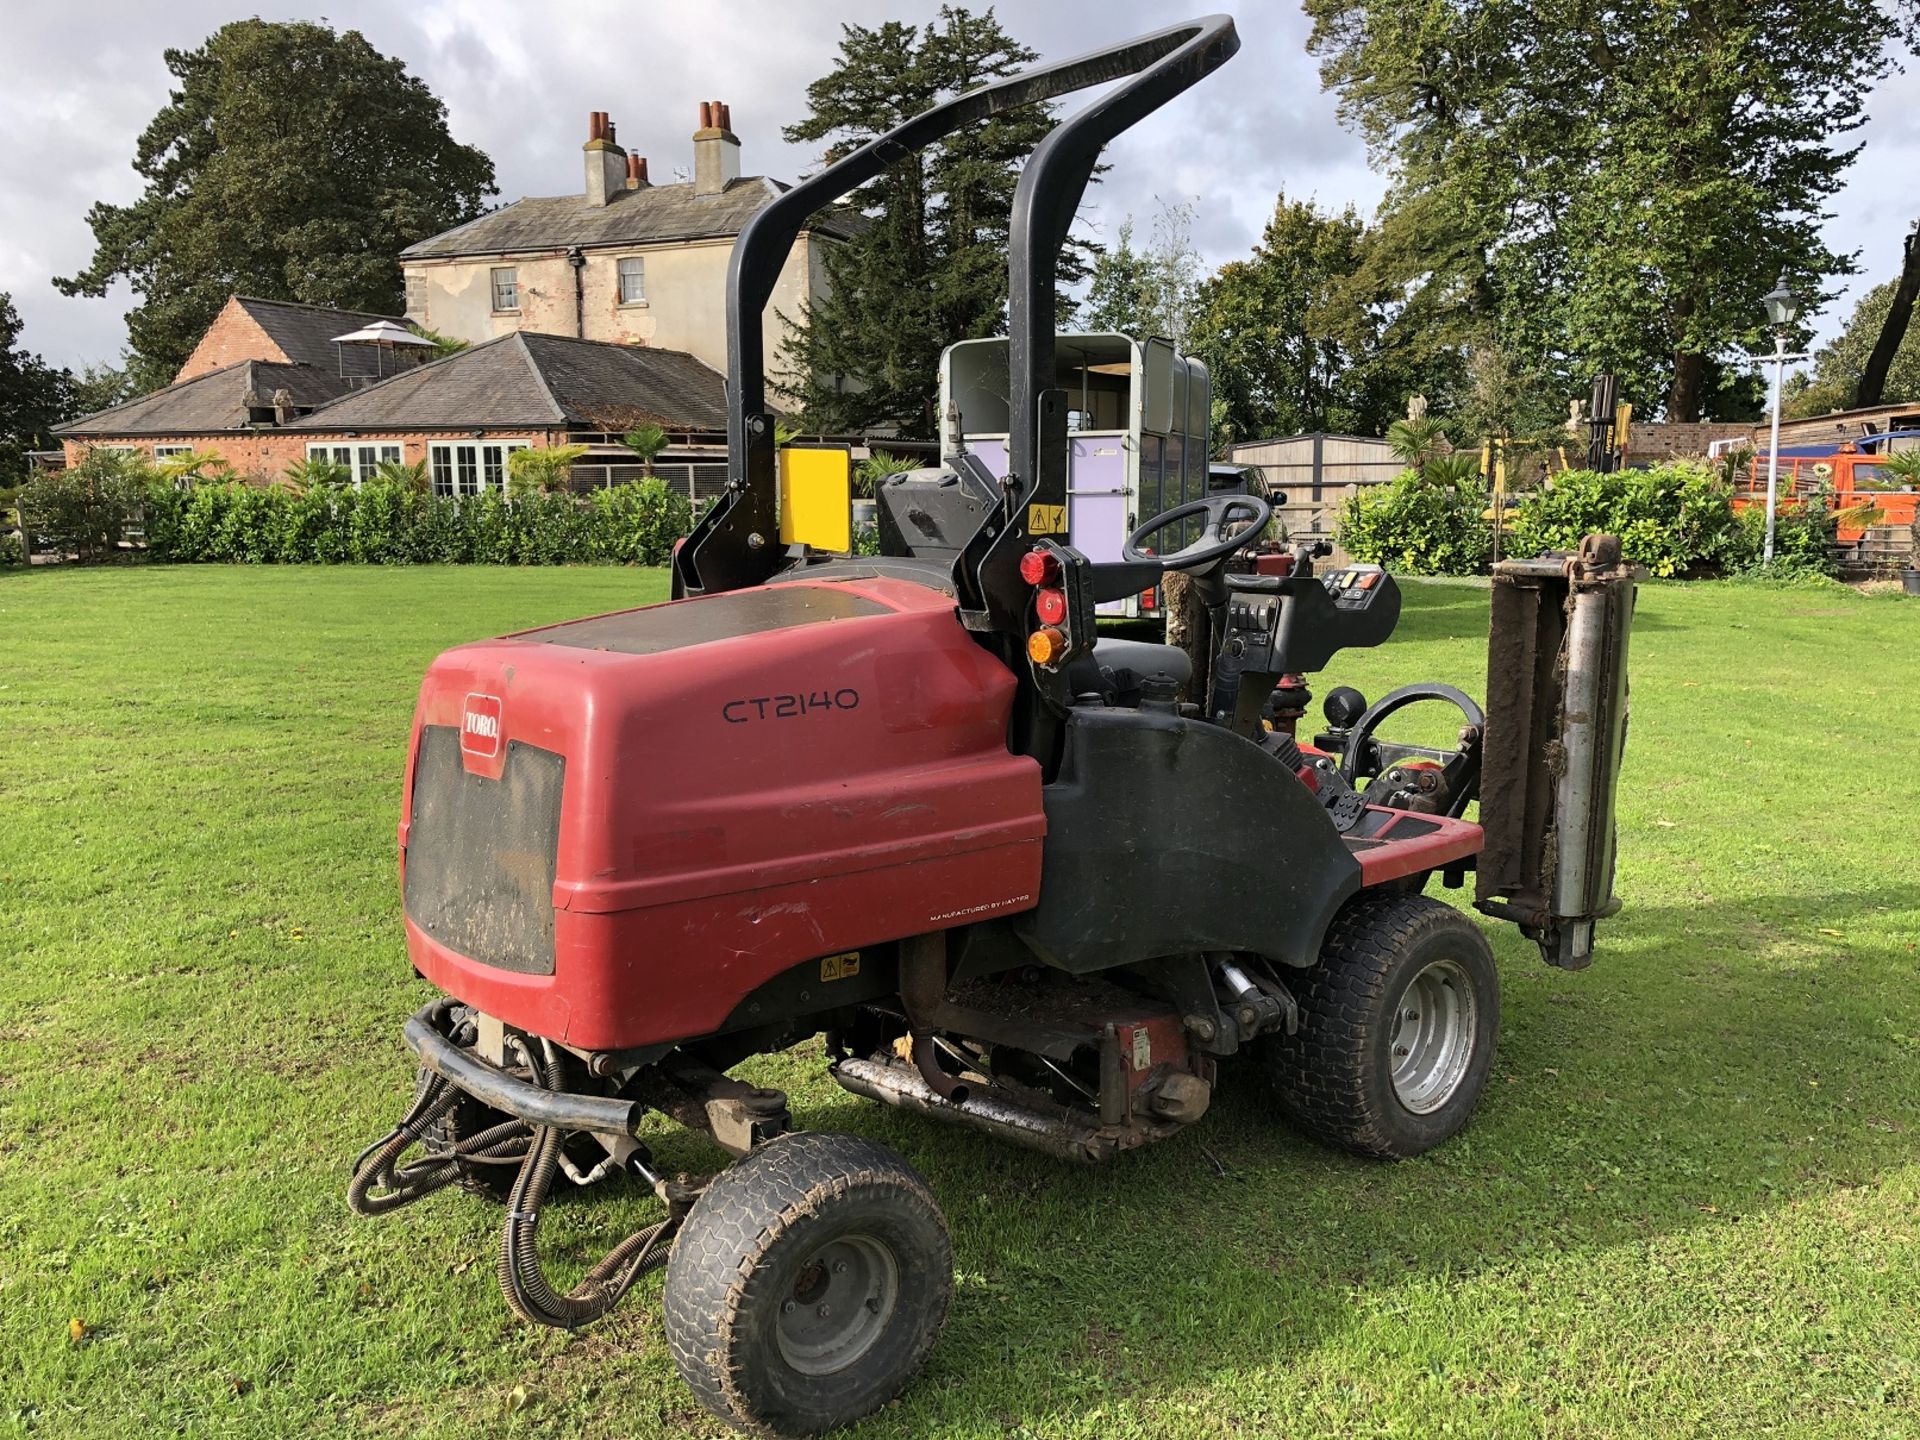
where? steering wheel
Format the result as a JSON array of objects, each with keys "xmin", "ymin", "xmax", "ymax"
[{"xmin": 1123, "ymin": 493, "xmax": 1272, "ymax": 573}]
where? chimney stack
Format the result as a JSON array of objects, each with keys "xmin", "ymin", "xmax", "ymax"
[
  {"xmin": 692, "ymin": 98, "xmax": 741, "ymax": 197},
  {"xmin": 583, "ymin": 110, "xmax": 628, "ymax": 208},
  {"xmin": 625, "ymin": 153, "xmax": 650, "ymax": 190}
]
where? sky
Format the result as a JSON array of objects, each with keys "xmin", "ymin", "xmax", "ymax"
[{"xmin": 2, "ymin": 0, "xmax": 1916, "ymax": 377}]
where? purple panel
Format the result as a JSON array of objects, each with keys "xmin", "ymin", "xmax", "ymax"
[
  {"xmin": 1069, "ymin": 437, "xmax": 1132, "ymax": 614},
  {"xmin": 965, "ymin": 437, "xmax": 1012, "ymax": 480},
  {"xmin": 1068, "ymin": 440, "xmax": 1128, "ymax": 563}
]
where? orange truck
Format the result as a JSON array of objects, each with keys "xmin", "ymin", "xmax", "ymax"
[{"xmin": 1734, "ymin": 432, "xmax": 1920, "ymax": 542}]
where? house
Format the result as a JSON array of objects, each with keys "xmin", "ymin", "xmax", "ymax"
[
  {"xmin": 399, "ymin": 103, "xmax": 854, "ymax": 380},
  {"xmin": 282, "ymin": 331, "xmax": 727, "ymax": 495},
  {"xmin": 54, "ymin": 307, "xmax": 731, "ymax": 497},
  {"xmin": 176, "ymin": 295, "xmax": 419, "ymax": 383}
]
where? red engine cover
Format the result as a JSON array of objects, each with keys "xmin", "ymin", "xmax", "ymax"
[{"xmin": 399, "ymin": 577, "xmax": 1046, "ymax": 1050}]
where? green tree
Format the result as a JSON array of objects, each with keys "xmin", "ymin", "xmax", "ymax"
[
  {"xmin": 67, "ymin": 359, "xmax": 140, "ymax": 418},
  {"xmin": 0, "ymin": 293, "xmax": 71, "ymax": 485},
  {"xmin": 1082, "ymin": 201, "xmax": 1203, "ymax": 347},
  {"xmin": 1786, "ymin": 276, "xmax": 1920, "ymax": 418},
  {"xmin": 56, "ymin": 19, "xmax": 495, "ymax": 385},
  {"xmin": 1188, "ymin": 193, "xmax": 1420, "ymax": 444},
  {"xmin": 1302, "ymin": 0, "xmax": 1917, "ymax": 421},
  {"xmin": 779, "ymin": 7, "xmax": 1092, "ymax": 437},
  {"xmin": 1082, "ymin": 219, "xmax": 1155, "ymax": 338},
  {"xmin": 1857, "ymin": 223, "xmax": 1920, "ymax": 408}
]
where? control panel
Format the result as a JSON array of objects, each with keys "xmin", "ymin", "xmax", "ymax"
[
  {"xmin": 1322, "ymin": 564, "xmax": 1389, "ymax": 612},
  {"xmin": 1219, "ymin": 564, "xmax": 1402, "ymax": 679}
]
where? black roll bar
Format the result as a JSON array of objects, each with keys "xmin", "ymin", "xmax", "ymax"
[{"xmin": 673, "ymin": 15, "xmax": 1240, "ymax": 607}]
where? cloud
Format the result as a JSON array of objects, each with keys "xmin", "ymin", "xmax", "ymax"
[{"xmin": 0, "ymin": 1, "xmax": 1910, "ymax": 372}]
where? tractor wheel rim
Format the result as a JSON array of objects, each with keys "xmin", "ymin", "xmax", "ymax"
[
  {"xmin": 1389, "ymin": 957, "xmax": 1476, "ymax": 1114},
  {"xmin": 775, "ymin": 1233, "xmax": 899, "ymax": 1376}
]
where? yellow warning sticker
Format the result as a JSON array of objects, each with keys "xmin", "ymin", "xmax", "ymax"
[
  {"xmin": 1026, "ymin": 502, "xmax": 1067, "ymax": 536},
  {"xmin": 820, "ymin": 951, "xmax": 861, "ymax": 982}
]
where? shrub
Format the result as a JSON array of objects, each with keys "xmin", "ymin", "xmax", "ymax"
[
  {"xmin": 1506, "ymin": 463, "xmax": 1744, "ymax": 578},
  {"xmin": 135, "ymin": 477, "xmax": 696, "ymax": 567},
  {"xmin": 21, "ymin": 449, "xmax": 154, "ymax": 562},
  {"xmin": 588, "ymin": 479, "xmax": 693, "ymax": 565},
  {"xmin": 1727, "ymin": 489, "xmax": 1839, "ymax": 578},
  {"xmin": 1339, "ymin": 470, "xmax": 1492, "ymax": 575}
]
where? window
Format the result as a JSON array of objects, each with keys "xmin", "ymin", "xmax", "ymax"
[
  {"xmin": 307, "ymin": 442, "xmax": 404, "ymax": 486},
  {"xmin": 429, "ymin": 440, "xmax": 529, "ymax": 496},
  {"xmin": 153, "ymin": 445, "xmax": 193, "ymax": 461},
  {"xmin": 491, "ymin": 267, "xmax": 519, "ymax": 312},
  {"xmin": 617, "ymin": 256, "xmax": 646, "ymax": 305}
]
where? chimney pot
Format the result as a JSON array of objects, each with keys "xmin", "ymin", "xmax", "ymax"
[
  {"xmin": 606, "ymin": 120, "xmax": 617, "ymax": 146},
  {"xmin": 718, "ymin": 102, "xmax": 732, "ymax": 132},
  {"xmin": 637, "ymin": 157, "xmax": 649, "ymax": 184},
  {"xmin": 692, "ymin": 101, "xmax": 742, "ymax": 195}
]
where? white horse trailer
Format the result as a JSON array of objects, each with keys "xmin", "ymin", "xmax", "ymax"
[{"xmin": 939, "ymin": 333, "xmax": 1213, "ymax": 618}]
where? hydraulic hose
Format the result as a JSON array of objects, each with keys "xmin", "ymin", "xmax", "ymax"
[
  {"xmin": 496, "ymin": 1038, "xmax": 674, "ymax": 1331},
  {"xmin": 347, "ymin": 1076, "xmax": 464, "ymax": 1215}
]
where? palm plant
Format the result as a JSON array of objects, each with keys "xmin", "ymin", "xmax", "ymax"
[
  {"xmin": 1871, "ymin": 452, "xmax": 1920, "ymax": 581},
  {"xmin": 1420, "ymin": 453, "xmax": 1481, "ymax": 487},
  {"xmin": 855, "ymin": 449, "xmax": 919, "ymax": 500},
  {"xmin": 1387, "ymin": 417, "xmax": 1449, "ymax": 469},
  {"xmin": 506, "ymin": 444, "xmax": 589, "ymax": 496},
  {"xmin": 281, "ymin": 456, "xmax": 352, "ymax": 494},
  {"xmin": 1873, "ymin": 450, "xmax": 1920, "ymax": 488},
  {"xmin": 409, "ymin": 324, "xmax": 469, "ymax": 358},
  {"xmin": 621, "ymin": 424, "xmax": 670, "ymax": 478},
  {"xmin": 156, "ymin": 448, "xmax": 235, "ymax": 486},
  {"xmin": 372, "ymin": 458, "xmax": 430, "ymax": 492}
]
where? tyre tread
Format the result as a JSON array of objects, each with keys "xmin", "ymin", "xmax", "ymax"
[
  {"xmin": 663, "ymin": 1131, "xmax": 950, "ymax": 1437},
  {"xmin": 1269, "ymin": 892, "xmax": 1495, "ymax": 1159}
]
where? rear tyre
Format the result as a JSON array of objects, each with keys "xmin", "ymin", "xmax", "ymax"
[
  {"xmin": 1268, "ymin": 893, "xmax": 1498, "ymax": 1159},
  {"xmin": 664, "ymin": 1131, "xmax": 952, "ymax": 1437}
]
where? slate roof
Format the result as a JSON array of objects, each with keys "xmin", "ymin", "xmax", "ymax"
[
  {"xmin": 282, "ymin": 332, "xmax": 728, "ymax": 433},
  {"xmin": 400, "ymin": 176, "xmax": 860, "ymax": 260},
  {"xmin": 231, "ymin": 296, "xmax": 409, "ymax": 370},
  {"xmin": 55, "ymin": 361, "xmax": 353, "ymax": 438}
]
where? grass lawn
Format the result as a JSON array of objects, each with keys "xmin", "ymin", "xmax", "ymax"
[{"xmin": 3, "ymin": 564, "xmax": 1918, "ymax": 1440}]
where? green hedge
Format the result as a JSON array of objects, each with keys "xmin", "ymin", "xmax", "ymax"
[
  {"xmin": 139, "ymin": 478, "xmax": 693, "ymax": 566},
  {"xmin": 1338, "ymin": 471, "xmax": 1492, "ymax": 575},
  {"xmin": 1505, "ymin": 463, "xmax": 1749, "ymax": 578},
  {"xmin": 1341, "ymin": 461, "xmax": 1793, "ymax": 579}
]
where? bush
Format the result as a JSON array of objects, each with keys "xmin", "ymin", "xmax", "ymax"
[
  {"xmin": 1506, "ymin": 463, "xmax": 1744, "ymax": 578},
  {"xmin": 1339, "ymin": 470, "xmax": 1492, "ymax": 575},
  {"xmin": 1727, "ymin": 491, "xmax": 1839, "ymax": 578},
  {"xmin": 588, "ymin": 479, "xmax": 693, "ymax": 565},
  {"xmin": 21, "ymin": 449, "xmax": 153, "ymax": 562},
  {"xmin": 135, "ymin": 477, "xmax": 699, "ymax": 567}
]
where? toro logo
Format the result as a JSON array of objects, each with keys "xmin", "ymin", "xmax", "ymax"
[{"xmin": 461, "ymin": 692, "xmax": 504, "ymax": 759}]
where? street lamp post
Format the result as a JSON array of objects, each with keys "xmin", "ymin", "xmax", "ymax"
[{"xmin": 1759, "ymin": 273, "xmax": 1800, "ymax": 564}]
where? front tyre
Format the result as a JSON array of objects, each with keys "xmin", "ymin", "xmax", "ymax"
[
  {"xmin": 663, "ymin": 1131, "xmax": 952, "ymax": 1437},
  {"xmin": 1269, "ymin": 893, "xmax": 1499, "ymax": 1159}
]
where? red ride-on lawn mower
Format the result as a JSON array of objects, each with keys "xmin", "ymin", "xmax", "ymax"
[{"xmin": 348, "ymin": 16, "xmax": 1635, "ymax": 1436}]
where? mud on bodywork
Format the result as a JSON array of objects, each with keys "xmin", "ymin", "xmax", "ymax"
[{"xmin": 1475, "ymin": 534, "xmax": 1636, "ymax": 968}]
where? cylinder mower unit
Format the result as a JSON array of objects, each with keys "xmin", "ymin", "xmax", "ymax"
[{"xmin": 344, "ymin": 16, "xmax": 1638, "ymax": 1438}]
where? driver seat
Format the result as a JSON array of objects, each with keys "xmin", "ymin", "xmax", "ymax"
[{"xmin": 1065, "ymin": 638, "xmax": 1191, "ymax": 703}]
